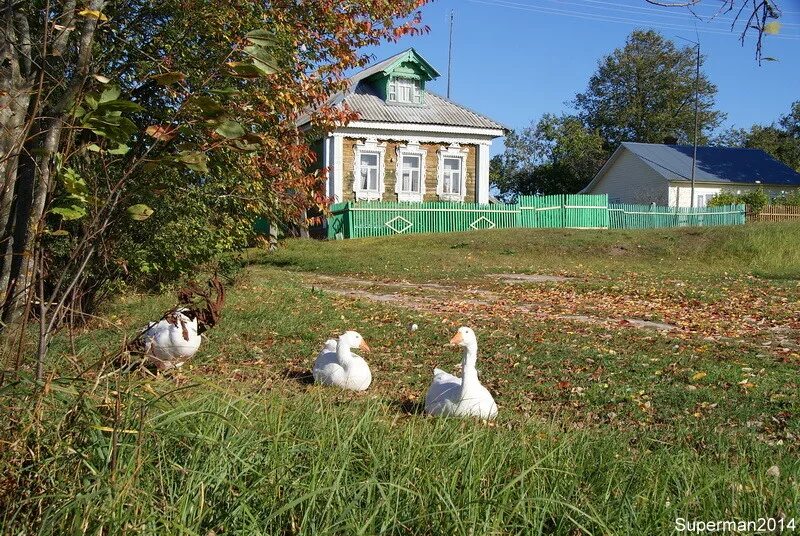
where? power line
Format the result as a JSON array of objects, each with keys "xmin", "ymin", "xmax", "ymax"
[
  {"xmin": 467, "ymin": 0, "xmax": 800, "ymax": 39},
  {"xmin": 547, "ymin": 0, "xmax": 800, "ymax": 27}
]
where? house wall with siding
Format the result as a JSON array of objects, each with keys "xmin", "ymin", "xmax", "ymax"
[
  {"xmin": 340, "ymin": 138, "xmax": 477, "ymax": 202},
  {"xmin": 585, "ymin": 148, "xmax": 668, "ymax": 204},
  {"xmin": 669, "ymin": 182, "xmax": 799, "ymax": 207}
]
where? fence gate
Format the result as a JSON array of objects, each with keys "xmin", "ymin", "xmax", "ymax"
[{"xmin": 518, "ymin": 194, "xmax": 609, "ymax": 229}]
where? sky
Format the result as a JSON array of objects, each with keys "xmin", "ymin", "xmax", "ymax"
[{"xmin": 361, "ymin": 0, "xmax": 800, "ymax": 155}]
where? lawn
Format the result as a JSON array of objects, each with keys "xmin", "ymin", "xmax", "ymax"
[{"xmin": 2, "ymin": 224, "xmax": 799, "ymax": 535}]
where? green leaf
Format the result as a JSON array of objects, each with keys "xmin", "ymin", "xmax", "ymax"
[
  {"xmin": 227, "ymin": 62, "xmax": 266, "ymax": 78},
  {"xmin": 245, "ymin": 29, "xmax": 276, "ymax": 47},
  {"xmin": 150, "ymin": 71, "xmax": 186, "ymax": 86},
  {"xmin": 176, "ymin": 150, "xmax": 209, "ymax": 173},
  {"xmin": 51, "ymin": 205, "xmax": 87, "ymax": 221},
  {"xmin": 243, "ymin": 46, "xmax": 278, "ymax": 75},
  {"xmin": 209, "ymin": 88, "xmax": 239, "ymax": 97},
  {"xmin": 215, "ymin": 119, "xmax": 246, "ymax": 139},
  {"xmin": 62, "ymin": 168, "xmax": 89, "ymax": 197},
  {"xmin": 93, "ymin": 74, "xmax": 111, "ymax": 84},
  {"xmin": 46, "ymin": 229, "xmax": 71, "ymax": 237},
  {"xmin": 187, "ymin": 96, "xmax": 225, "ymax": 118},
  {"xmin": 127, "ymin": 204, "xmax": 154, "ymax": 221},
  {"xmin": 97, "ymin": 100, "xmax": 143, "ymax": 113},
  {"xmin": 86, "ymin": 144, "xmax": 103, "ymax": 153},
  {"xmin": 107, "ymin": 144, "xmax": 130, "ymax": 155},
  {"xmin": 100, "ymin": 86, "xmax": 121, "ymax": 103}
]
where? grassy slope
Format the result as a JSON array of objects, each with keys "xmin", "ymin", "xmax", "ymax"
[
  {"xmin": 259, "ymin": 222, "xmax": 800, "ymax": 281},
  {"xmin": 3, "ymin": 223, "xmax": 800, "ymax": 535}
]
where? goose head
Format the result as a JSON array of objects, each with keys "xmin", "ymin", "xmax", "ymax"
[
  {"xmin": 338, "ymin": 330, "xmax": 370, "ymax": 353},
  {"xmin": 450, "ymin": 326, "xmax": 477, "ymax": 348}
]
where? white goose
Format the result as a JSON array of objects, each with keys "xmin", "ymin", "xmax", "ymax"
[
  {"xmin": 424, "ymin": 327, "xmax": 498, "ymax": 420},
  {"xmin": 138, "ymin": 309, "xmax": 202, "ymax": 371},
  {"xmin": 312, "ymin": 331, "xmax": 372, "ymax": 391},
  {"xmin": 126, "ymin": 276, "xmax": 225, "ymax": 372}
]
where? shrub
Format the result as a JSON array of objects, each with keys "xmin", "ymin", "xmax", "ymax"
[{"xmin": 708, "ymin": 187, "xmax": 769, "ymax": 213}]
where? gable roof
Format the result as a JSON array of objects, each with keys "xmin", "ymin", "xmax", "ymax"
[
  {"xmin": 297, "ymin": 48, "xmax": 506, "ymax": 132},
  {"xmin": 342, "ymin": 80, "xmax": 506, "ymax": 130},
  {"xmin": 582, "ymin": 142, "xmax": 800, "ymax": 192}
]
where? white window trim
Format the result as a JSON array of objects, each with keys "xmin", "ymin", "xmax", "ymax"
[
  {"xmin": 352, "ymin": 138, "xmax": 386, "ymax": 201},
  {"xmin": 436, "ymin": 143, "xmax": 469, "ymax": 202},
  {"xmin": 395, "ymin": 142, "xmax": 427, "ymax": 202},
  {"xmin": 388, "ymin": 77, "xmax": 422, "ymax": 104}
]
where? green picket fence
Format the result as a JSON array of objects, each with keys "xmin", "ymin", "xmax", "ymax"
[
  {"xmin": 519, "ymin": 194, "xmax": 609, "ymax": 229},
  {"xmin": 609, "ymin": 203, "xmax": 746, "ymax": 229},
  {"xmin": 329, "ymin": 201, "xmax": 519, "ymax": 239},
  {"xmin": 326, "ymin": 197, "xmax": 745, "ymax": 239}
]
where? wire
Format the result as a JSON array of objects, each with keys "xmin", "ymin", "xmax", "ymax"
[
  {"xmin": 548, "ymin": 0, "xmax": 800, "ymax": 27},
  {"xmin": 467, "ymin": 0, "xmax": 800, "ymax": 39}
]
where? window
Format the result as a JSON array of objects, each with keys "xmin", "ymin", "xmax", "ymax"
[
  {"xmin": 388, "ymin": 77, "xmax": 421, "ymax": 104},
  {"xmin": 400, "ymin": 155, "xmax": 421, "ymax": 193},
  {"xmin": 696, "ymin": 193, "xmax": 716, "ymax": 207},
  {"xmin": 395, "ymin": 142, "xmax": 426, "ymax": 201},
  {"xmin": 436, "ymin": 144, "xmax": 469, "ymax": 202},
  {"xmin": 353, "ymin": 138, "xmax": 386, "ymax": 201},
  {"xmin": 442, "ymin": 157, "xmax": 462, "ymax": 195},
  {"xmin": 359, "ymin": 153, "xmax": 379, "ymax": 192}
]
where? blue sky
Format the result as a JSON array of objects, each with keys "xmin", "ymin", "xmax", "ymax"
[{"xmin": 362, "ymin": 0, "xmax": 800, "ymax": 155}]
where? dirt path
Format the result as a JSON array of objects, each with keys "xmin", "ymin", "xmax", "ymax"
[{"xmin": 302, "ymin": 273, "xmax": 679, "ymax": 333}]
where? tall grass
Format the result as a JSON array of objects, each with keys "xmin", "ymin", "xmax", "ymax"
[{"xmin": 2, "ymin": 377, "xmax": 796, "ymax": 535}]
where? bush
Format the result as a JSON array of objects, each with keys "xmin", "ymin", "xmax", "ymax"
[{"xmin": 708, "ymin": 187, "xmax": 769, "ymax": 213}]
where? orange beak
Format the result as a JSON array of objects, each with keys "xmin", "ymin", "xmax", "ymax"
[
  {"xmin": 450, "ymin": 331, "xmax": 464, "ymax": 345},
  {"xmin": 359, "ymin": 340, "xmax": 371, "ymax": 353}
]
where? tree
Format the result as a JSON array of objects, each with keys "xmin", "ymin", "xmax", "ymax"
[
  {"xmin": 711, "ymin": 101, "xmax": 800, "ymax": 171},
  {"xmin": 574, "ymin": 30, "xmax": 724, "ymax": 149},
  {"xmin": 490, "ymin": 114, "xmax": 607, "ymax": 198},
  {"xmin": 0, "ymin": 0, "xmax": 430, "ymax": 379}
]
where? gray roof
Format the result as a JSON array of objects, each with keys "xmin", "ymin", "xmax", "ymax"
[
  {"xmin": 621, "ymin": 142, "xmax": 800, "ymax": 185},
  {"xmin": 297, "ymin": 48, "xmax": 506, "ymax": 132},
  {"xmin": 342, "ymin": 82, "xmax": 506, "ymax": 130}
]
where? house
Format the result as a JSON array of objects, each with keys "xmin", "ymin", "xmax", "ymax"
[
  {"xmin": 580, "ymin": 142, "xmax": 800, "ymax": 207},
  {"xmin": 298, "ymin": 48, "xmax": 506, "ymax": 204}
]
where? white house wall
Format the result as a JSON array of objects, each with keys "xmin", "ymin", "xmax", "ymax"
[
  {"xmin": 668, "ymin": 182, "xmax": 798, "ymax": 208},
  {"xmin": 585, "ymin": 148, "xmax": 668, "ymax": 204}
]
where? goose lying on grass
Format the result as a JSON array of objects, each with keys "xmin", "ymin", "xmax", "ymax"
[
  {"xmin": 127, "ymin": 276, "xmax": 225, "ymax": 372},
  {"xmin": 312, "ymin": 331, "xmax": 372, "ymax": 391},
  {"xmin": 424, "ymin": 327, "xmax": 498, "ymax": 420}
]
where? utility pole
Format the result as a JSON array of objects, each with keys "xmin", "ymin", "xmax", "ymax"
[
  {"xmin": 690, "ymin": 41, "xmax": 700, "ymax": 208},
  {"xmin": 447, "ymin": 10, "xmax": 454, "ymax": 99},
  {"xmin": 678, "ymin": 34, "xmax": 702, "ymax": 209}
]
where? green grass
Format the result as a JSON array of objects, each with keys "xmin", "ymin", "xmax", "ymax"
[
  {"xmin": 2, "ymin": 223, "xmax": 800, "ymax": 534},
  {"xmin": 259, "ymin": 222, "xmax": 800, "ymax": 280}
]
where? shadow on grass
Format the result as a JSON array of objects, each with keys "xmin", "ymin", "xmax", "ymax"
[
  {"xmin": 391, "ymin": 397, "xmax": 425, "ymax": 416},
  {"xmin": 283, "ymin": 368, "xmax": 314, "ymax": 385}
]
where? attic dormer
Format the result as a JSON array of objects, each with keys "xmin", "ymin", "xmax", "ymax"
[{"xmin": 365, "ymin": 48, "xmax": 440, "ymax": 106}]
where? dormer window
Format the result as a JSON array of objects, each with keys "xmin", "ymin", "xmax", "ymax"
[{"xmin": 388, "ymin": 77, "xmax": 422, "ymax": 104}]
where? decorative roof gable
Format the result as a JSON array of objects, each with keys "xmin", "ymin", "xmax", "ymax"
[{"xmin": 364, "ymin": 48, "xmax": 440, "ymax": 82}]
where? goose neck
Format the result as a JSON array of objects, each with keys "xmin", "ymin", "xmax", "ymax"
[
  {"xmin": 460, "ymin": 342, "xmax": 479, "ymax": 386},
  {"xmin": 336, "ymin": 341, "xmax": 353, "ymax": 365}
]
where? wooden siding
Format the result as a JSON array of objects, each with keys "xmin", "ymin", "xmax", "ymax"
[
  {"xmin": 341, "ymin": 138, "xmax": 477, "ymax": 202},
  {"xmin": 587, "ymin": 148, "xmax": 668, "ymax": 204}
]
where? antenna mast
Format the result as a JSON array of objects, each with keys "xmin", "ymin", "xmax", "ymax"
[{"xmin": 447, "ymin": 10, "xmax": 454, "ymax": 98}]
